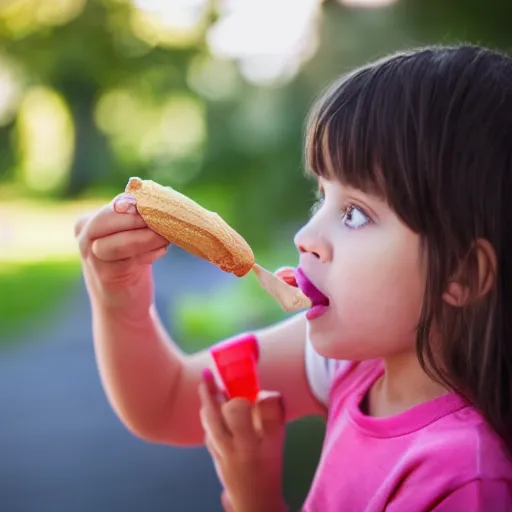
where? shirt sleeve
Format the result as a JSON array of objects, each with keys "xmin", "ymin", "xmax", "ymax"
[
  {"xmin": 304, "ymin": 334, "xmax": 347, "ymax": 406},
  {"xmin": 432, "ymin": 480, "xmax": 512, "ymax": 511}
]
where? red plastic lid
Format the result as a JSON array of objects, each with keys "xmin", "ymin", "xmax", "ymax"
[{"xmin": 210, "ymin": 334, "xmax": 260, "ymax": 402}]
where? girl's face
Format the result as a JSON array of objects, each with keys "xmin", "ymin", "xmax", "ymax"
[{"xmin": 295, "ymin": 177, "xmax": 426, "ymax": 360}]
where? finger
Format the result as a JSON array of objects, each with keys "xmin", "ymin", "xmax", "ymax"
[
  {"xmin": 86, "ymin": 257, "xmax": 134, "ymax": 284},
  {"xmin": 84, "ymin": 245, "xmax": 168, "ymax": 285},
  {"xmin": 112, "ymin": 193, "xmax": 137, "ymax": 214},
  {"xmin": 203, "ymin": 428, "xmax": 227, "ymax": 463},
  {"xmin": 254, "ymin": 391, "xmax": 285, "ymax": 437},
  {"xmin": 221, "ymin": 398, "xmax": 257, "ymax": 447},
  {"xmin": 221, "ymin": 490, "xmax": 235, "ymax": 512},
  {"xmin": 74, "ymin": 212, "xmax": 94, "ymax": 238},
  {"xmin": 137, "ymin": 246, "xmax": 169, "ymax": 265},
  {"xmin": 78, "ymin": 199, "xmax": 146, "ymax": 255},
  {"xmin": 199, "ymin": 370, "xmax": 228, "ymax": 423},
  {"xmin": 204, "ymin": 436, "xmax": 227, "ymax": 489},
  {"xmin": 202, "ymin": 366, "xmax": 228, "ymax": 404},
  {"xmin": 199, "ymin": 379, "xmax": 232, "ymax": 452},
  {"xmin": 91, "ymin": 228, "xmax": 168, "ymax": 262},
  {"xmin": 200, "ymin": 408, "xmax": 231, "ymax": 455},
  {"xmin": 204, "ymin": 434, "xmax": 222, "ymax": 459}
]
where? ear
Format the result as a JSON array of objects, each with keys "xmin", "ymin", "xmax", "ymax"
[
  {"xmin": 443, "ymin": 239, "xmax": 497, "ymax": 307},
  {"xmin": 443, "ymin": 281, "xmax": 469, "ymax": 307}
]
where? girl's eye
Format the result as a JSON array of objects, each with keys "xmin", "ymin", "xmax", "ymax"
[{"xmin": 343, "ymin": 205, "xmax": 371, "ymax": 229}]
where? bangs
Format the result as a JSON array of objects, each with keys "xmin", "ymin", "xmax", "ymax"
[{"xmin": 305, "ymin": 55, "xmax": 422, "ymax": 227}]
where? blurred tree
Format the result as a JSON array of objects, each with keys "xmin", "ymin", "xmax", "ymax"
[
  {"xmin": 0, "ymin": 0, "xmax": 201, "ymax": 196},
  {"xmin": 399, "ymin": 0, "xmax": 512, "ymax": 48},
  {"xmin": 1, "ymin": 0, "xmax": 511, "ymax": 249}
]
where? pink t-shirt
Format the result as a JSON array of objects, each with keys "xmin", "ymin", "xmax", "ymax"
[{"xmin": 303, "ymin": 359, "xmax": 512, "ymax": 511}]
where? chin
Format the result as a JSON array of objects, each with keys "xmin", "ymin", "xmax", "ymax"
[
  {"xmin": 308, "ymin": 326, "xmax": 347, "ymax": 360},
  {"xmin": 308, "ymin": 326, "xmax": 382, "ymax": 362}
]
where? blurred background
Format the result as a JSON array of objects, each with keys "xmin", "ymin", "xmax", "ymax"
[{"xmin": 1, "ymin": 0, "xmax": 511, "ymax": 510}]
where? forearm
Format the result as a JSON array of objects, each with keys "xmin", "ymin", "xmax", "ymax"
[
  {"xmin": 90, "ymin": 302, "xmax": 320, "ymax": 446},
  {"xmin": 91, "ymin": 301, "xmax": 185, "ymax": 440}
]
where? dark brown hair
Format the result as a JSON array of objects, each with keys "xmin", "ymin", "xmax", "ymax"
[{"xmin": 305, "ymin": 45, "xmax": 512, "ymax": 450}]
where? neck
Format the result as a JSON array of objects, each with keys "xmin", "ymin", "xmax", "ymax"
[{"xmin": 369, "ymin": 351, "xmax": 449, "ymax": 417}]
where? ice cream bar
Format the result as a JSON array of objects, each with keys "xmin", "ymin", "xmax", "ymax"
[{"xmin": 210, "ymin": 334, "xmax": 260, "ymax": 402}]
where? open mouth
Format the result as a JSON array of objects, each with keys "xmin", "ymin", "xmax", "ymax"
[{"xmin": 295, "ymin": 268, "xmax": 330, "ymax": 307}]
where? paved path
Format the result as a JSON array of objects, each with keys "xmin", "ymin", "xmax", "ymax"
[{"xmin": 0, "ymin": 250, "xmax": 239, "ymax": 512}]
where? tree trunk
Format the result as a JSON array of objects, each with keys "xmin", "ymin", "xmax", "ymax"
[{"xmin": 63, "ymin": 88, "xmax": 112, "ymax": 198}]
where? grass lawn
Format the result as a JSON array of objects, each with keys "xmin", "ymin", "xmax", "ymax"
[
  {"xmin": 0, "ymin": 259, "xmax": 81, "ymax": 344},
  {"xmin": 0, "ymin": 193, "xmax": 102, "ymax": 346}
]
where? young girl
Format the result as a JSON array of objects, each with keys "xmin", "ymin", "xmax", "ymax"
[{"xmin": 77, "ymin": 44, "xmax": 512, "ymax": 511}]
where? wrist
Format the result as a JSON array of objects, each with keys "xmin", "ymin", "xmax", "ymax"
[
  {"xmin": 91, "ymin": 295, "xmax": 154, "ymax": 325},
  {"xmin": 85, "ymin": 266, "xmax": 154, "ymax": 318}
]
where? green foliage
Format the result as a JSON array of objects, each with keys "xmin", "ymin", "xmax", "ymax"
[
  {"xmin": 4, "ymin": 0, "xmax": 510, "ymax": 253},
  {"xmin": 0, "ymin": 259, "xmax": 80, "ymax": 343}
]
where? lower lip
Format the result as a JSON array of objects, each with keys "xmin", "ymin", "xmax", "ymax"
[{"xmin": 306, "ymin": 304, "xmax": 329, "ymax": 321}]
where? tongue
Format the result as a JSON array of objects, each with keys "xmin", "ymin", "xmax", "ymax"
[{"xmin": 275, "ymin": 267, "xmax": 298, "ymax": 287}]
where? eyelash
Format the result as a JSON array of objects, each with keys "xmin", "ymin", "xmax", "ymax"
[
  {"xmin": 310, "ymin": 196, "xmax": 373, "ymax": 230},
  {"xmin": 343, "ymin": 204, "xmax": 372, "ymax": 230}
]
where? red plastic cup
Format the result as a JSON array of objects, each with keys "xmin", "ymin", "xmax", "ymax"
[{"xmin": 210, "ymin": 334, "xmax": 260, "ymax": 403}]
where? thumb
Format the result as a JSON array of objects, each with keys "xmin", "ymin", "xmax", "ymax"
[
  {"xmin": 221, "ymin": 490, "xmax": 235, "ymax": 512},
  {"xmin": 254, "ymin": 391, "xmax": 285, "ymax": 437}
]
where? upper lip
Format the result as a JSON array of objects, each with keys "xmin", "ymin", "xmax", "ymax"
[{"xmin": 295, "ymin": 268, "xmax": 330, "ymax": 306}]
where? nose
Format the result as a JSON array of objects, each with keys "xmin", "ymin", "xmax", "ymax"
[{"xmin": 294, "ymin": 220, "xmax": 332, "ymax": 262}]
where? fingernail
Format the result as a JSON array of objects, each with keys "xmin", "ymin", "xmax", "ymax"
[
  {"xmin": 114, "ymin": 194, "xmax": 137, "ymax": 214},
  {"xmin": 202, "ymin": 368, "xmax": 214, "ymax": 382}
]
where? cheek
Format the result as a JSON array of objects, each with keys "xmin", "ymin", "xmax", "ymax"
[{"xmin": 330, "ymin": 233, "xmax": 425, "ymax": 350}]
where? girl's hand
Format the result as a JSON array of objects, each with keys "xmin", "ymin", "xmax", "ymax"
[
  {"xmin": 75, "ymin": 193, "xmax": 169, "ymax": 312},
  {"xmin": 199, "ymin": 370, "xmax": 288, "ymax": 512}
]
